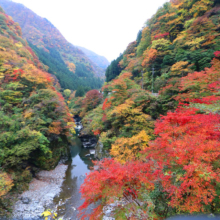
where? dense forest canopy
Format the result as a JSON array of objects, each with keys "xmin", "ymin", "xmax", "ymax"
[{"xmin": 29, "ymin": 42, "xmax": 103, "ymax": 91}]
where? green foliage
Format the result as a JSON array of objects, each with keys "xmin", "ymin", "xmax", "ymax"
[
  {"xmin": 136, "ymin": 27, "xmax": 151, "ymax": 56},
  {"xmin": 136, "ymin": 30, "xmax": 142, "ymax": 46},
  {"xmin": 0, "ymin": 114, "xmax": 50, "ymax": 167},
  {"xmin": 184, "ymin": 18, "xmax": 196, "ymax": 29},
  {"xmin": 63, "ymin": 89, "xmax": 71, "ymax": 98},
  {"xmin": 29, "ymin": 43, "xmax": 103, "ymax": 91},
  {"xmin": 174, "ymin": 49, "xmax": 214, "ymax": 71},
  {"xmin": 75, "ymin": 86, "xmax": 85, "ymax": 97},
  {"xmin": 151, "ymin": 38, "xmax": 170, "ymax": 51},
  {"xmin": 82, "ymin": 105, "xmax": 104, "ymax": 136},
  {"xmin": 105, "ymin": 54, "xmax": 123, "ymax": 82}
]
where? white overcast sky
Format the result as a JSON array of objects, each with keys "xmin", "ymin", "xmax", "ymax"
[{"xmin": 12, "ymin": 0, "xmax": 169, "ymax": 62}]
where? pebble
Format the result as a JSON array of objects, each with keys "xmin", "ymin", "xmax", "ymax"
[{"xmin": 12, "ymin": 164, "xmax": 68, "ymax": 219}]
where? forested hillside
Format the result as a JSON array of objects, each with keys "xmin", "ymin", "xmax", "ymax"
[
  {"xmin": 105, "ymin": 0, "xmax": 220, "ymax": 111},
  {"xmin": 0, "ymin": 0, "xmax": 104, "ymax": 91},
  {"xmin": 0, "ymin": 7, "xmax": 75, "ymax": 216},
  {"xmin": 77, "ymin": 46, "xmax": 110, "ymax": 77},
  {"xmin": 69, "ymin": 0, "xmax": 220, "ymax": 219}
]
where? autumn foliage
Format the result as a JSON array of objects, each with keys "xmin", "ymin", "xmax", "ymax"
[
  {"xmin": 79, "ymin": 159, "xmax": 156, "ymax": 220},
  {"xmin": 0, "ymin": 7, "xmax": 75, "ymax": 211},
  {"xmin": 80, "ymin": 90, "xmax": 103, "ymax": 117},
  {"xmin": 150, "ymin": 106, "xmax": 220, "ymax": 212},
  {"xmin": 79, "ymin": 60, "xmax": 220, "ymax": 218},
  {"xmin": 69, "ymin": 0, "xmax": 220, "ymax": 218},
  {"xmin": 80, "ymin": 103, "xmax": 220, "ymax": 218},
  {"xmin": 0, "ymin": 172, "xmax": 13, "ymax": 197}
]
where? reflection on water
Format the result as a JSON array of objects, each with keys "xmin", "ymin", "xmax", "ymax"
[{"xmin": 53, "ymin": 137, "xmax": 95, "ymax": 220}]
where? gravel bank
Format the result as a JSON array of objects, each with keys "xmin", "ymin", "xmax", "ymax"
[{"xmin": 12, "ymin": 164, "xmax": 68, "ymax": 220}]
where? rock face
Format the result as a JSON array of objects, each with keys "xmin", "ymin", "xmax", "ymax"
[
  {"xmin": 94, "ymin": 141, "xmax": 110, "ymax": 160},
  {"xmin": 12, "ymin": 164, "xmax": 68, "ymax": 220},
  {"xmin": 79, "ymin": 135, "xmax": 97, "ymax": 149}
]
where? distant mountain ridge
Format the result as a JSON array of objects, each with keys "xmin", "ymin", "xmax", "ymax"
[
  {"xmin": 0, "ymin": 0, "xmax": 105, "ymax": 90},
  {"xmin": 77, "ymin": 46, "xmax": 110, "ymax": 70}
]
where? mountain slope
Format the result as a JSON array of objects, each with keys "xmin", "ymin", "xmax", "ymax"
[
  {"xmin": 77, "ymin": 45, "xmax": 110, "ymax": 76},
  {"xmin": 106, "ymin": 0, "xmax": 220, "ymax": 99},
  {"xmin": 0, "ymin": 0, "xmax": 104, "ymax": 90},
  {"xmin": 0, "ymin": 6, "xmax": 76, "ymax": 216}
]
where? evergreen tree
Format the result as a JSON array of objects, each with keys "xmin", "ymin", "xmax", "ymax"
[
  {"xmin": 105, "ymin": 54, "xmax": 123, "ymax": 82},
  {"xmin": 75, "ymin": 86, "xmax": 85, "ymax": 97}
]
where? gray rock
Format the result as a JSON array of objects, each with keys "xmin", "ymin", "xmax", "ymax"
[
  {"xmin": 105, "ymin": 209, "xmax": 112, "ymax": 215},
  {"xmin": 46, "ymin": 193, "xmax": 55, "ymax": 198},
  {"xmin": 95, "ymin": 141, "xmax": 110, "ymax": 160},
  {"xmin": 21, "ymin": 197, "xmax": 31, "ymax": 204},
  {"xmin": 89, "ymin": 149, "xmax": 96, "ymax": 155},
  {"xmin": 33, "ymin": 200, "xmax": 40, "ymax": 204}
]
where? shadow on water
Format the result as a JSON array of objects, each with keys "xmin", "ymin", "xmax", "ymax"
[{"xmin": 53, "ymin": 137, "xmax": 95, "ymax": 220}]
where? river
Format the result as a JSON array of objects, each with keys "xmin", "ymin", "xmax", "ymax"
[{"xmin": 52, "ymin": 136, "xmax": 96, "ymax": 220}]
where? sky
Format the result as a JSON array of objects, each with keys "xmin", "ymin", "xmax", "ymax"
[{"xmin": 13, "ymin": 0, "xmax": 169, "ymax": 62}]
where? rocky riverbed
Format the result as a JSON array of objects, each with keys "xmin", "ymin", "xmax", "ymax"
[{"xmin": 12, "ymin": 164, "xmax": 68, "ymax": 220}]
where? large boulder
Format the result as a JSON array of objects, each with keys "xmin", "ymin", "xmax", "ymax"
[{"xmin": 95, "ymin": 141, "xmax": 110, "ymax": 160}]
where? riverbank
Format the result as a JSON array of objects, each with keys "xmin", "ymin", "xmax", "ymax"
[{"xmin": 12, "ymin": 164, "xmax": 68, "ymax": 220}]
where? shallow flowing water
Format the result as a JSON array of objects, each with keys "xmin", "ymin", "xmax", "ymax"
[{"xmin": 53, "ymin": 137, "xmax": 95, "ymax": 220}]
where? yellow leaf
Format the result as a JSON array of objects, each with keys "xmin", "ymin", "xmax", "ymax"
[{"xmin": 41, "ymin": 210, "xmax": 51, "ymax": 217}]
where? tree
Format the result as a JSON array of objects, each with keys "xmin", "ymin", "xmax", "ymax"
[
  {"xmin": 0, "ymin": 172, "xmax": 13, "ymax": 197},
  {"xmin": 170, "ymin": 61, "xmax": 192, "ymax": 76},
  {"xmin": 63, "ymin": 89, "xmax": 71, "ymax": 98},
  {"xmin": 111, "ymin": 130, "xmax": 150, "ymax": 164},
  {"xmin": 79, "ymin": 159, "xmax": 156, "ymax": 220},
  {"xmin": 75, "ymin": 86, "xmax": 85, "ymax": 97},
  {"xmin": 147, "ymin": 106, "xmax": 220, "ymax": 213},
  {"xmin": 67, "ymin": 62, "xmax": 76, "ymax": 73},
  {"xmin": 80, "ymin": 90, "xmax": 103, "ymax": 117},
  {"xmin": 176, "ymin": 57, "xmax": 220, "ymax": 101},
  {"xmin": 105, "ymin": 54, "xmax": 123, "ymax": 82},
  {"xmin": 142, "ymin": 48, "xmax": 158, "ymax": 68}
]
